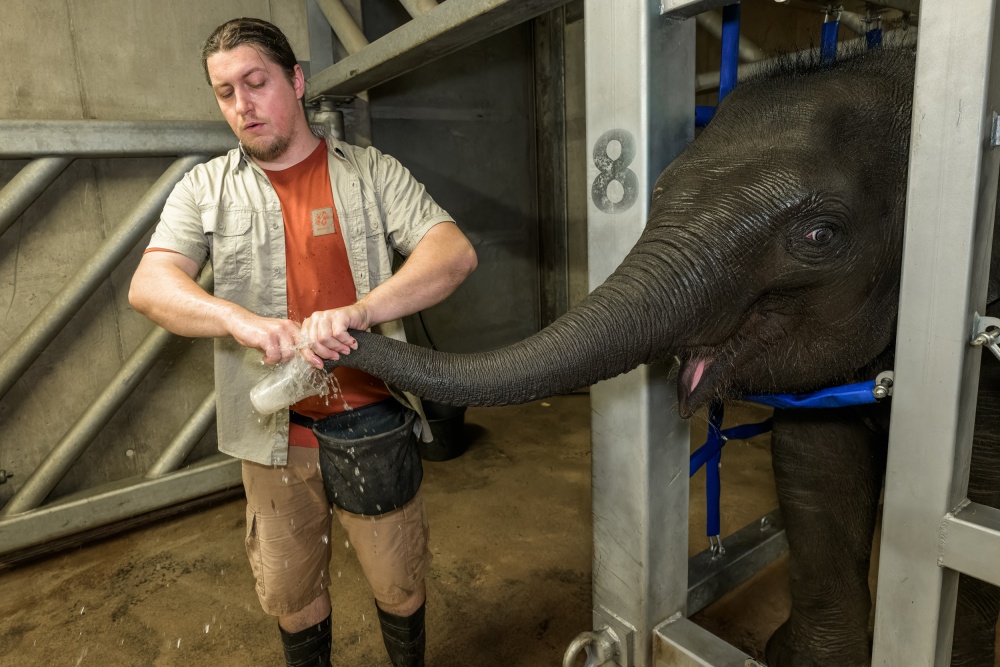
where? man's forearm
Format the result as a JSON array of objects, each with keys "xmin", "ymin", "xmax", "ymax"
[
  {"xmin": 361, "ymin": 222, "xmax": 477, "ymax": 326},
  {"xmin": 130, "ymin": 257, "xmax": 244, "ymax": 338}
]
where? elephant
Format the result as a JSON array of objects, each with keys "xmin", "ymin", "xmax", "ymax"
[{"xmin": 324, "ymin": 45, "xmax": 1000, "ymax": 666}]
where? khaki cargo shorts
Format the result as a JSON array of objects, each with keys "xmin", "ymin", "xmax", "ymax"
[{"xmin": 242, "ymin": 445, "xmax": 432, "ymax": 616}]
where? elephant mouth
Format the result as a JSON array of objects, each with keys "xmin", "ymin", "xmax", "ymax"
[{"xmin": 678, "ymin": 353, "xmax": 724, "ymax": 417}]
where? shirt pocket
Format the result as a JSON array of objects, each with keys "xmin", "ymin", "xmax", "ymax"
[{"xmin": 205, "ymin": 209, "xmax": 253, "ymax": 284}]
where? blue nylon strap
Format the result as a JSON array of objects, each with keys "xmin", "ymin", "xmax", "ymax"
[
  {"xmin": 866, "ymin": 27, "xmax": 882, "ymax": 48},
  {"xmin": 690, "ymin": 405, "xmax": 773, "ymax": 538},
  {"xmin": 695, "ymin": 3, "xmax": 741, "ymax": 129},
  {"xmin": 743, "ymin": 380, "xmax": 877, "ymax": 409},
  {"xmin": 689, "ymin": 379, "xmax": 879, "ymax": 537},
  {"xmin": 719, "ymin": 3, "xmax": 741, "ymax": 101},
  {"xmin": 704, "ymin": 403, "xmax": 724, "ymax": 537},
  {"xmin": 690, "ymin": 417, "xmax": 774, "ymax": 475},
  {"xmin": 821, "ymin": 17, "xmax": 840, "ymax": 64},
  {"xmin": 695, "ymin": 106, "xmax": 717, "ymax": 128}
]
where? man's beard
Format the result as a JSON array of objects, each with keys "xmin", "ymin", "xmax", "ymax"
[{"xmin": 241, "ymin": 124, "xmax": 295, "ymax": 163}]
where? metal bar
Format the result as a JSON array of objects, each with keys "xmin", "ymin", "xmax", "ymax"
[
  {"xmin": 687, "ymin": 510, "xmax": 787, "ymax": 616},
  {"xmin": 146, "ymin": 391, "xmax": 218, "ymax": 479},
  {"xmin": 0, "ymin": 157, "xmax": 73, "ymax": 237},
  {"xmin": 315, "ymin": 0, "xmax": 370, "ymax": 55},
  {"xmin": 939, "ymin": 502, "xmax": 1000, "ymax": 589},
  {"xmin": 398, "ymin": 0, "xmax": 439, "ymax": 18},
  {"xmin": 871, "ymin": 1, "xmax": 1000, "ymax": 665},
  {"xmin": 652, "ymin": 616, "xmax": 752, "ymax": 666},
  {"xmin": 0, "ymin": 155, "xmax": 207, "ymax": 403},
  {"xmin": 694, "ymin": 11, "xmax": 764, "ymax": 63},
  {"xmin": 0, "ymin": 266, "xmax": 214, "ymax": 516},
  {"xmin": 306, "ymin": 0, "xmax": 572, "ymax": 99},
  {"xmin": 584, "ymin": 2, "xmax": 694, "ymax": 665},
  {"xmin": 0, "ymin": 121, "xmax": 233, "ymax": 158},
  {"xmin": 535, "ymin": 6, "xmax": 570, "ymax": 327},
  {"xmin": 839, "ymin": 10, "xmax": 866, "ymax": 36},
  {"xmin": 695, "ymin": 28, "xmax": 917, "ymax": 94},
  {"xmin": 0, "ymin": 455, "xmax": 242, "ymax": 558},
  {"xmin": 661, "ymin": 0, "xmax": 917, "ymax": 18}
]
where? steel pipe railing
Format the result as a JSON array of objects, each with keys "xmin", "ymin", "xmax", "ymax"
[
  {"xmin": 316, "ymin": 0, "xmax": 370, "ymax": 55},
  {"xmin": 696, "ymin": 28, "xmax": 917, "ymax": 93},
  {"xmin": 0, "ymin": 157, "xmax": 73, "ymax": 237},
  {"xmin": 146, "ymin": 391, "xmax": 218, "ymax": 479},
  {"xmin": 1, "ymin": 267, "xmax": 214, "ymax": 516},
  {"xmin": 0, "ymin": 121, "xmax": 234, "ymax": 158},
  {"xmin": 398, "ymin": 0, "xmax": 439, "ymax": 18},
  {"xmin": 0, "ymin": 155, "xmax": 207, "ymax": 403}
]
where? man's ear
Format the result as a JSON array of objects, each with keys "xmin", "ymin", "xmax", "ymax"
[{"xmin": 293, "ymin": 64, "xmax": 306, "ymax": 100}]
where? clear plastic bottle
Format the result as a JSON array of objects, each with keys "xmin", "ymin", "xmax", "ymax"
[{"xmin": 250, "ymin": 354, "xmax": 329, "ymax": 414}]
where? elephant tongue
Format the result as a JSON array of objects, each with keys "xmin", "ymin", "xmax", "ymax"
[{"xmin": 683, "ymin": 357, "xmax": 712, "ymax": 394}]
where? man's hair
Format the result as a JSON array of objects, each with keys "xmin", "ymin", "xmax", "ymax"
[{"xmin": 201, "ymin": 18, "xmax": 298, "ymax": 85}]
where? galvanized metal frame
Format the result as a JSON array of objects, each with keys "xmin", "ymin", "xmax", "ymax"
[
  {"xmin": 0, "ymin": 122, "xmax": 237, "ymax": 561},
  {"xmin": 872, "ymin": 1, "xmax": 1000, "ymax": 664},
  {"xmin": 583, "ymin": 2, "xmax": 695, "ymax": 665},
  {"xmin": 305, "ymin": 0, "xmax": 574, "ymax": 98}
]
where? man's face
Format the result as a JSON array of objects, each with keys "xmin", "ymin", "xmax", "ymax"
[{"xmin": 206, "ymin": 45, "xmax": 305, "ymax": 163}]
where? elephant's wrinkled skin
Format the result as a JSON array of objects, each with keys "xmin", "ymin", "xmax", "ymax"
[{"xmin": 327, "ymin": 47, "xmax": 1000, "ymax": 665}]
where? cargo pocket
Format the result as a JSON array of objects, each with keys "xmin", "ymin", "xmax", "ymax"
[{"xmin": 245, "ymin": 504, "xmax": 265, "ymax": 597}]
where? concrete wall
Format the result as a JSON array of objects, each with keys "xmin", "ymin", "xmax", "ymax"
[{"xmin": 0, "ymin": 1, "xmax": 311, "ymax": 508}]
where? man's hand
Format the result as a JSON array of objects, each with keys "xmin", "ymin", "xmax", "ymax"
[
  {"xmin": 228, "ymin": 312, "xmax": 304, "ymax": 366},
  {"xmin": 300, "ymin": 303, "xmax": 370, "ymax": 368}
]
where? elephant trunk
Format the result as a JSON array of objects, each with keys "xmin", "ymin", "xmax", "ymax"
[{"xmin": 330, "ymin": 245, "xmax": 719, "ymax": 407}]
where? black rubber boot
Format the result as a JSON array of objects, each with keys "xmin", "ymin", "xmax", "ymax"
[
  {"xmin": 376, "ymin": 602, "xmax": 426, "ymax": 667},
  {"xmin": 278, "ymin": 614, "xmax": 331, "ymax": 667}
]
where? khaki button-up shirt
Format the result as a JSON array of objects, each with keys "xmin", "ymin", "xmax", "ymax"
[{"xmin": 148, "ymin": 136, "xmax": 453, "ymax": 465}]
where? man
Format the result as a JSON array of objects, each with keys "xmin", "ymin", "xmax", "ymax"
[{"xmin": 129, "ymin": 17, "xmax": 477, "ymax": 667}]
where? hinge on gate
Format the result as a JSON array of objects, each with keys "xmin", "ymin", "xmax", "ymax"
[{"xmin": 972, "ymin": 312, "xmax": 1000, "ymax": 362}]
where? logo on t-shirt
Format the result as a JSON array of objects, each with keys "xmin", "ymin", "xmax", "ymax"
[{"xmin": 311, "ymin": 207, "xmax": 336, "ymax": 236}]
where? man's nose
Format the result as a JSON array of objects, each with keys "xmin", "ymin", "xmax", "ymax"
[{"xmin": 234, "ymin": 89, "xmax": 254, "ymax": 115}]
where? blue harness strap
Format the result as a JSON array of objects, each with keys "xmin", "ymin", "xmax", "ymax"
[
  {"xmin": 744, "ymin": 380, "xmax": 878, "ymax": 409},
  {"xmin": 689, "ymin": 380, "xmax": 884, "ymax": 543}
]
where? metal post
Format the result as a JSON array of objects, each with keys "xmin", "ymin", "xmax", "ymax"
[
  {"xmin": 535, "ymin": 6, "xmax": 570, "ymax": 327},
  {"xmin": 0, "ymin": 155, "xmax": 206, "ymax": 403},
  {"xmin": 0, "ymin": 157, "xmax": 73, "ymax": 237},
  {"xmin": 315, "ymin": 0, "xmax": 370, "ymax": 55},
  {"xmin": 146, "ymin": 391, "xmax": 217, "ymax": 479},
  {"xmin": 1, "ymin": 268, "xmax": 214, "ymax": 516},
  {"xmin": 871, "ymin": 1, "xmax": 1000, "ymax": 665},
  {"xmin": 583, "ymin": 2, "xmax": 693, "ymax": 665}
]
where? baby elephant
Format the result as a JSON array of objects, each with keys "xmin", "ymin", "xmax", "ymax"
[{"xmin": 328, "ymin": 46, "xmax": 1000, "ymax": 666}]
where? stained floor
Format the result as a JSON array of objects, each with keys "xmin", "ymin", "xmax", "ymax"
[{"xmin": 0, "ymin": 394, "xmax": 793, "ymax": 666}]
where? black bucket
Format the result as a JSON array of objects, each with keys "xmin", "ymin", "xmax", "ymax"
[{"xmin": 419, "ymin": 401, "xmax": 468, "ymax": 461}]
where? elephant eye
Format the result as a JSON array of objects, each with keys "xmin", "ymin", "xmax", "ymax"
[{"xmin": 805, "ymin": 227, "xmax": 835, "ymax": 244}]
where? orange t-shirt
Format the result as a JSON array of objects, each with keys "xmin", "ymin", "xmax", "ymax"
[{"xmin": 263, "ymin": 141, "xmax": 392, "ymax": 447}]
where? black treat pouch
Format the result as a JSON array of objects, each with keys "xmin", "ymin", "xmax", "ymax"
[{"xmin": 296, "ymin": 400, "xmax": 422, "ymax": 516}]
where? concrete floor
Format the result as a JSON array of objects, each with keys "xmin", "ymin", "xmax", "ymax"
[{"xmin": 0, "ymin": 394, "xmax": 790, "ymax": 666}]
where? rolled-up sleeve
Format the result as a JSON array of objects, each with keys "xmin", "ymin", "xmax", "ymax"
[
  {"xmin": 147, "ymin": 172, "xmax": 210, "ymax": 266},
  {"xmin": 372, "ymin": 148, "xmax": 453, "ymax": 256}
]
